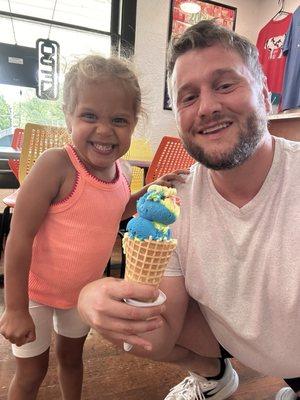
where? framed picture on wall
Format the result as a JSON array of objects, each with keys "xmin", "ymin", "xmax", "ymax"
[{"xmin": 164, "ymin": 0, "xmax": 237, "ymax": 110}]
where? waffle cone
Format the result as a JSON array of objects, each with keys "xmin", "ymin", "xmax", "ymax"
[{"xmin": 123, "ymin": 234, "xmax": 177, "ymax": 288}]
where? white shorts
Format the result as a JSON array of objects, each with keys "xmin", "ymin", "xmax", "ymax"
[{"xmin": 12, "ymin": 300, "xmax": 90, "ymax": 358}]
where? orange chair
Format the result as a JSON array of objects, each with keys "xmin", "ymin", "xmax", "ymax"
[
  {"xmin": 17, "ymin": 123, "xmax": 70, "ymax": 183},
  {"xmin": 0, "ymin": 123, "xmax": 70, "ymax": 256},
  {"xmin": 7, "ymin": 128, "xmax": 24, "ymax": 180},
  {"xmin": 145, "ymin": 136, "xmax": 195, "ymax": 184}
]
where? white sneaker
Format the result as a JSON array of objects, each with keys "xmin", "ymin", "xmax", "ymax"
[
  {"xmin": 164, "ymin": 359, "xmax": 239, "ymax": 400},
  {"xmin": 275, "ymin": 388, "xmax": 299, "ymax": 400}
]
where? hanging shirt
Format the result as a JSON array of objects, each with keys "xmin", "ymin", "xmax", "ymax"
[
  {"xmin": 281, "ymin": 6, "xmax": 300, "ymax": 111},
  {"xmin": 256, "ymin": 13, "xmax": 292, "ymax": 101}
]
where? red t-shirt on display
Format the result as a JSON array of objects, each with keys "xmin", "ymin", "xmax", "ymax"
[{"xmin": 256, "ymin": 14, "xmax": 292, "ymax": 94}]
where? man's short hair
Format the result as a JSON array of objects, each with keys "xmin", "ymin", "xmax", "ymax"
[{"xmin": 167, "ymin": 20, "xmax": 264, "ymax": 98}]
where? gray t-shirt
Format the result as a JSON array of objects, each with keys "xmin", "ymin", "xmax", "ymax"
[{"xmin": 165, "ymin": 136, "xmax": 300, "ymax": 378}]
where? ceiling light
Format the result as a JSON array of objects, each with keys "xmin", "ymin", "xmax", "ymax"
[{"xmin": 180, "ymin": 1, "xmax": 201, "ymax": 14}]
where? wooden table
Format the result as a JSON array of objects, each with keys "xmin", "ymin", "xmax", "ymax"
[{"xmin": 128, "ymin": 159, "xmax": 151, "ymax": 168}]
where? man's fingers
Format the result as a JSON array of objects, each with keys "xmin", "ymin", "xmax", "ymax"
[
  {"xmin": 111, "ymin": 314, "xmax": 163, "ymax": 335},
  {"xmin": 102, "ymin": 298, "xmax": 164, "ymax": 321},
  {"xmin": 100, "ymin": 328, "xmax": 154, "ymax": 351},
  {"xmin": 90, "ymin": 307, "xmax": 163, "ymax": 334},
  {"xmin": 102, "ymin": 278, "xmax": 161, "ymax": 304}
]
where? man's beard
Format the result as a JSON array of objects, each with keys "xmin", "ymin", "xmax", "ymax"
[{"xmin": 181, "ymin": 110, "xmax": 268, "ymax": 171}]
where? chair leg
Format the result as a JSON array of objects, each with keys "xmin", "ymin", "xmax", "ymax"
[
  {"xmin": 0, "ymin": 208, "xmax": 7, "ymax": 254},
  {"xmin": 105, "ymin": 259, "xmax": 111, "ymax": 277},
  {"xmin": 0, "ymin": 206, "xmax": 12, "ymax": 286},
  {"xmin": 120, "ymin": 250, "xmax": 126, "ymax": 278},
  {"xmin": 0, "ymin": 206, "xmax": 11, "ymax": 257}
]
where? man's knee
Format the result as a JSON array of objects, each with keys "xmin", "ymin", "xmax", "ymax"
[{"xmin": 177, "ymin": 298, "xmax": 220, "ymax": 358}]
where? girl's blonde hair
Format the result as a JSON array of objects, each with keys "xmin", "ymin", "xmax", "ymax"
[{"xmin": 63, "ymin": 55, "xmax": 142, "ymax": 119}]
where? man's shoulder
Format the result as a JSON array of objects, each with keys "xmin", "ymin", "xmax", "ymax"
[
  {"xmin": 274, "ymin": 136, "xmax": 300, "ymax": 155},
  {"xmin": 174, "ymin": 162, "xmax": 205, "ymax": 194},
  {"xmin": 173, "ymin": 162, "xmax": 208, "ymax": 216}
]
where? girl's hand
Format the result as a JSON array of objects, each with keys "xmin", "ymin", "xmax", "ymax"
[
  {"xmin": 0, "ymin": 309, "xmax": 36, "ymax": 347},
  {"xmin": 153, "ymin": 169, "xmax": 189, "ymax": 187},
  {"xmin": 78, "ymin": 278, "xmax": 165, "ymax": 351},
  {"xmin": 122, "ymin": 169, "xmax": 189, "ymax": 220}
]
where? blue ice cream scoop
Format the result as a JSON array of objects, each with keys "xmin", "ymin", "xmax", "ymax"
[
  {"xmin": 126, "ymin": 218, "xmax": 171, "ymax": 240},
  {"xmin": 126, "ymin": 184, "xmax": 180, "ymax": 240}
]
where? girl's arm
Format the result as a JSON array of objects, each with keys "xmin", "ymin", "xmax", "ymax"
[
  {"xmin": 0, "ymin": 149, "xmax": 68, "ymax": 346},
  {"xmin": 122, "ymin": 169, "xmax": 189, "ymax": 220}
]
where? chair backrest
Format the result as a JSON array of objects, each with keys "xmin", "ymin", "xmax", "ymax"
[
  {"xmin": 123, "ymin": 138, "xmax": 153, "ymax": 162},
  {"xmin": 18, "ymin": 123, "xmax": 71, "ymax": 183},
  {"xmin": 145, "ymin": 136, "xmax": 195, "ymax": 184},
  {"xmin": 8, "ymin": 128, "xmax": 24, "ymax": 180},
  {"xmin": 122, "ymin": 137, "xmax": 153, "ymax": 193}
]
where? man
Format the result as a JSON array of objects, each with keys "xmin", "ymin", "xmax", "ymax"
[{"xmin": 78, "ymin": 21, "xmax": 300, "ymax": 400}]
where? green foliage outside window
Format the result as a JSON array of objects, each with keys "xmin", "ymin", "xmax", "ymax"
[
  {"xmin": 0, "ymin": 95, "xmax": 11, "ymax": 130},
  {"xmin": 0, "ymin": 91, "xmax": 66, "ymax": 135},
  {"xmin": 13, "ymin": 93, "xmax": 65, "ymax": 128}
]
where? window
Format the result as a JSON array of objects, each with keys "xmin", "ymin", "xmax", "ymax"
[{"xmin": 0, "ymin": 0, "xmax": 136, "ymax": 145}]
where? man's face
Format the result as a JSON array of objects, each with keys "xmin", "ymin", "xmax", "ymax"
[{"xmin": 171, "ymin": 45, "xmax": 271, "ymax": 170}]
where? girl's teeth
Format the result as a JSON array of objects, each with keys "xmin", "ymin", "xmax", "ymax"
[{"xmin": 94, "ymin": 143, "xmax": 113, "ymax": 151}]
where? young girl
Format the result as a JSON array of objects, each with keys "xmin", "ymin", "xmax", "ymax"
[{"xmin": 0, "ymin": 55, "xmax": 186, "ymax": 400}]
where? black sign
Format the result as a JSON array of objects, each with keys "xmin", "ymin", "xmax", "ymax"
[{"xmin": 0, "ymin": 42, "xmax": 38, "ymax": 88}]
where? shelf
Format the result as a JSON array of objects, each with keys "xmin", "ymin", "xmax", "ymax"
[
  {"xmin": 268, "ymin": 112, "xmax": 300, "ymax": 142},
  {"xmin": 268, "ymin": 112, "xmax": 300, "ymax": 121}
]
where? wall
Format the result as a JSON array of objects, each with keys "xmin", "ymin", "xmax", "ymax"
[
  {"xmin": 134, "ymin": 0, "xmax": 299, "ymax": 151},
  {"xmin": 256, "ymin": 0, "xmax": 298, "ymax": 30}
]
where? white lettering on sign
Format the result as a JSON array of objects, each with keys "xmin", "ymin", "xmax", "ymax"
[
  {"xmin": 8, "ymin": 57, "xmax": 24, "ymax": 65},
  {"xmin": 36, "ymin": 39, "xmax": 60, "ymax": 100}
]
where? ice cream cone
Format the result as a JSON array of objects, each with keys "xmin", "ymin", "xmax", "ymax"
[
  {"xmin": 123, "ymin": 233, "xmax": 177, "ymax": 289},
  {"xmin": 122, "ymin": 185, "xmax": 180, "ymax": 351}
]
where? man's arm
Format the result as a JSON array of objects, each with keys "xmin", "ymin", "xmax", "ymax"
[
  {"xmin": 77, "ymin": 275, "xmax": 189, "ymax": 359},
  {"xmin": 134, "ymin": 275, "xmax": 189, "ymax": 360}
]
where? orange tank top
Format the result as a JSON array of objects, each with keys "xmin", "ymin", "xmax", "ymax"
[{"xmin": 28, "ymin": 145, "xmax": 130, "ymax": 308}]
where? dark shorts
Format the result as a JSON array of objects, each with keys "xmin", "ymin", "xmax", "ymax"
[{"xmin": 219, "ymin": 344, "xmax": 300, "ymax": 393}]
